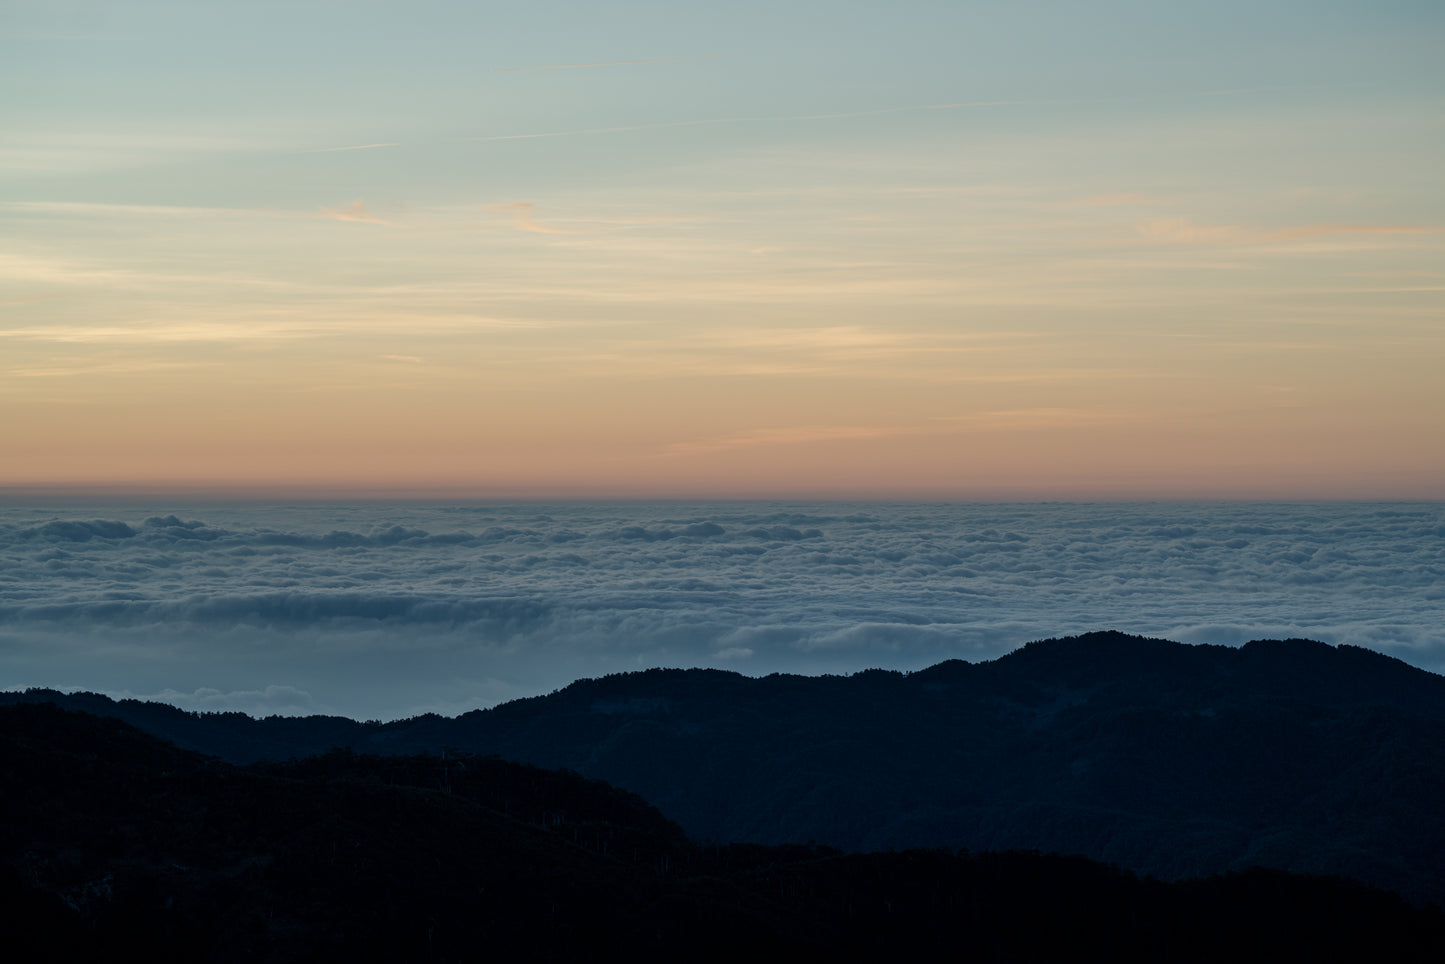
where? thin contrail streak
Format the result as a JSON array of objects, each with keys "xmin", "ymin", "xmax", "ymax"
[
  {"xmin": 495, "ymin": 56, "xmax": 717, "ymax": 71},
  {"xmin": 299, "ymin": 142, "xmax": 401, "ymax": 154}
]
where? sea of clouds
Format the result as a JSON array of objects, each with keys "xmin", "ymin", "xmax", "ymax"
[{"xmin": 1, "ymin": 502, "xmax": 1441, "ymax": 720}]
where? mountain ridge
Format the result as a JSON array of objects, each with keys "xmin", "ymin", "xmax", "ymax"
[
  {"xmin": 8, "ymin": 701, "xmax": 1441, "ymax": 961},
  {"xmin": 7, "ymin": 632, "xmax": 1444, "ymax": 904}
]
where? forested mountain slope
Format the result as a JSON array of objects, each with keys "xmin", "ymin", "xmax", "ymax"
[
  {"xmin": 4, "ymin": 703, "xmax": 1442, "ymax": 962},
  {"xmin": 9, "ymin": 632, "xmax": 1445, "ymax": 904}
]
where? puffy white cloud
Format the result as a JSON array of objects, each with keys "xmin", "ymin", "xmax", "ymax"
[{"xmin": 1, "ymin": 502, "xmax": 1441, "ymax": 720}]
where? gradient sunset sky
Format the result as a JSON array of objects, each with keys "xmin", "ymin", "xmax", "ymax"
[{"xmin": 4, "ymin": 1, "xmax": 1442, "ymax": 499}]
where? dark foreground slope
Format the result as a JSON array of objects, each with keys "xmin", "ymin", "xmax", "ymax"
[
  {"xmin": 3, "ymin": 704, "xmax": 1442, "ymax": 963},
  {"xmin": 9, "ymin": 633, "xmax": 1445, "ymax": 904}
]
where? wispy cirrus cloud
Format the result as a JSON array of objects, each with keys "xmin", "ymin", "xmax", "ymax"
[
  {"xmin": 486, "ymin": 202, "xmax": 572, "ymax": 234},
  {"xmin": 7, "ymin": 200, "xmax": 253, "ymax": 220},
  {"xmin": 0, "ymin": 322, "xmax": 325, "ymax": 344},
  {"xmin": 671, "ymin": 407, "xmax": 1134, "ymax": 455},
  {"xmin": 319, "ymin": 200, "xmax": 388, "ymax": 224},
  {"xmin": 3, "ymin": 359, "xmax": 201, "ymax": 378},
  {"xmin": 1068, "ymin": 193, "xmax": 1155, "ymax": 207},
  {"xmin": 0, "ymin": 252, "xmax": 138, "ymax": 288},
  {"xmin": 0, "ymin": 131, "xmax": 270, "ymax": 175},
  {"xmin": 0, "ymin": 294, "xmax": 62, "ymax": 307},
  {"xmin": 467, "ymin": 100, "xmax": 1039, "ymax": 143},
  {"xmin": 1137, "ymin": 218, "xmax": 1441, "ymax": 245},
  {"xmin": 935, "ymin": 407, "xmax": 1130, "ymax": 429},
  {"xmin": 1262, "ymin": 223, "xmax": 1441, "ymax": 242},
  {"xmin": 699, "ymin": 326, "xmax": 904, "ymax": 351},
  {"xmin": 0, "ymin": 250, "xmax": 347, "ymax": 298},
  {"xmin": 668, "ymin": 425, "xmax": 901, "ymax": 454},
  {"xmin": 10, "ymin": 199, "xmax": 391, "ymax": 225}
]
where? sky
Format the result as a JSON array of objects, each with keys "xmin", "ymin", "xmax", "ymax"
[{"xmin": 3, "ymin": 1, "xmax": 1443, "ymax": 499}]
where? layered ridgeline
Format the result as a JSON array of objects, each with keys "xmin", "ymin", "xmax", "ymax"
[
  {"xmin": 8, "ymin": 633, "xmax": 1445, "ymax": 906},
  {"xmin": 6, "ymin": 703, "xmax": 1443, "ymax": 961}
]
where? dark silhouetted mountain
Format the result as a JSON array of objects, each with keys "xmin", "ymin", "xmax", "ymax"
[
  {"xmin": 4, "ymin": 703, "xmax": 1442, "ymax": 962},
  {"xmin": 8, "ymin": 632, "xmax": 1445, "ymax": 905}
]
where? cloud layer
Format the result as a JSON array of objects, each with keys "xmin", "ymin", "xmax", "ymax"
[{"xmin": 2, "ymin": 502, "xmax": 1441, "ymax": 719}]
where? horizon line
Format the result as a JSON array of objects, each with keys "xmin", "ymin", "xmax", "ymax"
[{"xmin": 0, "ymin": 484, "xmax": 1439, "ymax": 507}]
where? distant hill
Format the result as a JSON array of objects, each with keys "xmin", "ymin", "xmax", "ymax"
[
  {"xmin": 3, "ymin": 702, "xmax": 1442, "ymax": 961},
  {"xmin": 9, "ymin": 631, "xmax": 1445, "ymax": 905}
]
